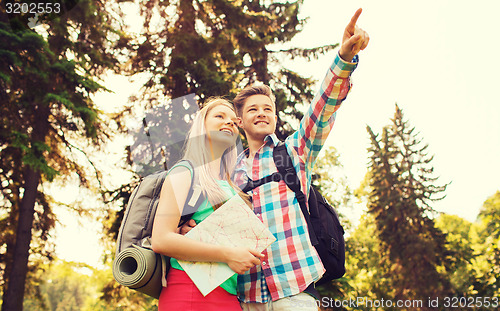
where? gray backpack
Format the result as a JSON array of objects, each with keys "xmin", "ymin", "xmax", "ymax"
[{"xmin": 113, "ymin": 160, "xmax": 203, "ymax": 298}]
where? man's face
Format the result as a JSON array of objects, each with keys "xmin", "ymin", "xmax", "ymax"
[{"xmin": 237, "ymin": 94, "xmax": 277, "ymax": 142}]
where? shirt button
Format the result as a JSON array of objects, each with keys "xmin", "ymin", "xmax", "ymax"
[
  {"xmin": 253, "ymin": 191, "xmax": 258, "ymax": 195},
  {"xmin": 262, "ymin": 261, "xmax": 267, "ymax": 266}
]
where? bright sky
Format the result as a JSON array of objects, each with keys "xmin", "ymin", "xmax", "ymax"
[
  {"xmin": 287, "ymin": 0, "xmax": 500, "ymax": 224},
  {"xmin": 54, "ymin": 0, "xmax": 500, "ymax": 267}
]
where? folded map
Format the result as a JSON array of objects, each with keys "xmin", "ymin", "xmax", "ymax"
[{"xmin": 177, "ymin": 194, "xmax": 276, "ymax": 296}]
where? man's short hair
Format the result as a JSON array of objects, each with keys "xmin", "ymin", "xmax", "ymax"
[{"xmin": 233, "ymin": 85, "xmax": 276, "ymax": 116}]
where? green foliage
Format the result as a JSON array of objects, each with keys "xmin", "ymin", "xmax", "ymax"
[
  {"xmin": 21, "ymin": 259, "xmax": 157, "ymax": 311},
  {"xmin": 343, "ymin": 214, "xmax": 391, "ymax": 310},
  {"xmin": 478, "ymin": 191, "xmax": 500, "ymax": 240},
  {"xmin": 344, "ymin": 133, "xmax": 499, "ymax": 310},
  {"xmin": 435, "ymin": 214, "xmax": 476, "ymax": 296},
  {"xmin": 433, "ymin": 194, "xmax": 500, "ymax": 298},
  {"xmin": 472, "ymin": 191, "xmax": 500, "ymax": 297},
  {"xmin": 124, "ymin": 0, "xmax": 336, "ymax": 138},
  {"xmin": 23, "ymin": 261, "xmax": 93, "ymax": 311}
]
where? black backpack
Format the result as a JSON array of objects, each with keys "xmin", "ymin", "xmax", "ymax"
[{"xmin": 241, "ymin": 143, "xmax": 345, "ymax": 286}]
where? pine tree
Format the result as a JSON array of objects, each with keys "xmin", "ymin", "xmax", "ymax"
[
  {"xmin": 366, "ymin": 105, "xmax": 452, "ymax": 307},
  {"xmin": 0, "ymin": 1, "xmax": 131, "ymax": 308}
]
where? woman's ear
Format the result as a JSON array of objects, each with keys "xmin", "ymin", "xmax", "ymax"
[{"xmin": 234, "ymin": 117, "xmax": 243, "ymax": 128}]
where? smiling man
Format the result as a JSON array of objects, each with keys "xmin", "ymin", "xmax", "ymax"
[{"xmin": 231, "ymin": 8, "xmax": 369, "ymax": 311}]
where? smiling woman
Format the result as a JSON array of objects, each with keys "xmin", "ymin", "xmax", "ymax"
[
  {"xmin": 204, "ymin": 102, "xmax": 240, "ymax": 161},
  {"xmin": 150, "ymin": 98, "xmax": 261, "ymax": 311}
]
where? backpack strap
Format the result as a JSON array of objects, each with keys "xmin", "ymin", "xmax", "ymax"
[
  {"xmin": 240, "ymin": 172, "xmax": 282, "ymax": 193},
  {"xmin": 238, "ymin": 142, "xmax": 319, "ymax": 245},
  {"xmin": 169, "ymin": 160, "xmax": 205, "ymax": 226},
  {"xmin": 273, "ymin": 142, "xmax": 319, "ymax": 246}
]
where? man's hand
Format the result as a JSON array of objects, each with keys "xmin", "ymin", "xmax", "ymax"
[
  {"xmin": 339, "ymin": 8, "xmax": 370, "ymax": 62},
  {"xmin": 176, "ymin": 219, "xmax": 196, "ymax": 235}
]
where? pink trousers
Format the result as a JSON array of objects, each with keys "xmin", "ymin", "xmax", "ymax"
[{"xmin": 158, "ymin": 268, "xmax": 242, "ymax": 311}]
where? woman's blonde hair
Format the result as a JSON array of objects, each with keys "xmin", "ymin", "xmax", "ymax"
[{"xmin": 181, "ymin": 97, "xmax": 248, "ymax": 208}]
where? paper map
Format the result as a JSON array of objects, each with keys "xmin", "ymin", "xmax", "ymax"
[{"xmin": 177, "ymin": 195, "xmax": 275, "ymax": 296}]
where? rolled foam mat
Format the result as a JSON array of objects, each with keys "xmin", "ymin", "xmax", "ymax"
[{"xmin": 112, "ymin": 244, "xmax": 162, "ymax": 299}]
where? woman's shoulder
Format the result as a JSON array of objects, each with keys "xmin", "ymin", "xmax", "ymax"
[
  {"xmin": 170, "ymin": 160, "xmax": 194, "ymax": 173},
  {"xmin": 165, "ymin": 161, "xmax": 194, "ymax": 187}
]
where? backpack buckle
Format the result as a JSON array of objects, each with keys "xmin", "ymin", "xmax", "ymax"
[
  {"xmin": 330, "ymin": 237, "xmax": 339, "ymax": 255},
  {"xmin": 296, "ymin": 192, "xmax": 306, "ymax": 204},
  {"xmin": 241, "ymin": 179, "xmax": 254, "ymax": 193}
]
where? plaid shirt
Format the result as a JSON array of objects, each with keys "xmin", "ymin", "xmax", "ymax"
[{"xmin": 235, "ymin": 53, "xmax": 358, "ymax": 303}]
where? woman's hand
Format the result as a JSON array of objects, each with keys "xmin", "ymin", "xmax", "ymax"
[{"xmin": 224, "ymin": 247, "xmax": 264, "ymax": 274}]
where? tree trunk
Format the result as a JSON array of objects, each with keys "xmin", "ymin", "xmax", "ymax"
[
  {"xmin": 1, "ymin": 235, "xmax": 15, "ymax": 294},
  {"xmin": 2, "ymin": 104, "xmax": 49, "ymax": 311},
  {"xmin": 1, "ymin": 168, "xmax": 41, "ymax": 311}
]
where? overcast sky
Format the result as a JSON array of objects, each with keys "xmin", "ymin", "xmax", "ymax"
[{"xmin": 54, "ymin": 0, "xmax": 500, "ymax": 267}]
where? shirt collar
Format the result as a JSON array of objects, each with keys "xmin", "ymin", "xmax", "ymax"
[
  {"xmin": 265, "ymin": 133, "xmax": 280, "ymax": 146},
  {"xmin": 237, "ymin": 133, "xmax": 280, "ymax": 162}
]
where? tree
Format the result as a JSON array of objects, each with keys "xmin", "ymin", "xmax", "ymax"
[
  {"xmin": 365, "ymin": 105, "xmax": 452, "ymax": 307},
  {"xmin": 0, "ymin": 0, "xmax": 130, "ymax": 308},
  {"xmin": 478, "ymin": 191, "xmax": 500, "ymax": 240},
  {"xmin": 21, "ymin": 258, "xmax": 155, "ymax": 311},
  {"xmin": 23, "ymin": 260, "xmax": 92, "ymax": 311},
  {"xmin": 124, "ymin": 0, "xmax": 337, "ymax": 138}
]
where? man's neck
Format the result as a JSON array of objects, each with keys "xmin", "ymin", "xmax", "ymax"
[{"xmin": 247, "ymin": 137, "xmax": 266, "ymax": 158}]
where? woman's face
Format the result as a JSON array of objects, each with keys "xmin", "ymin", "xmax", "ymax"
[{"xmin": 204, "ymin": 104, "xmax": 238, "ymax": 149}]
